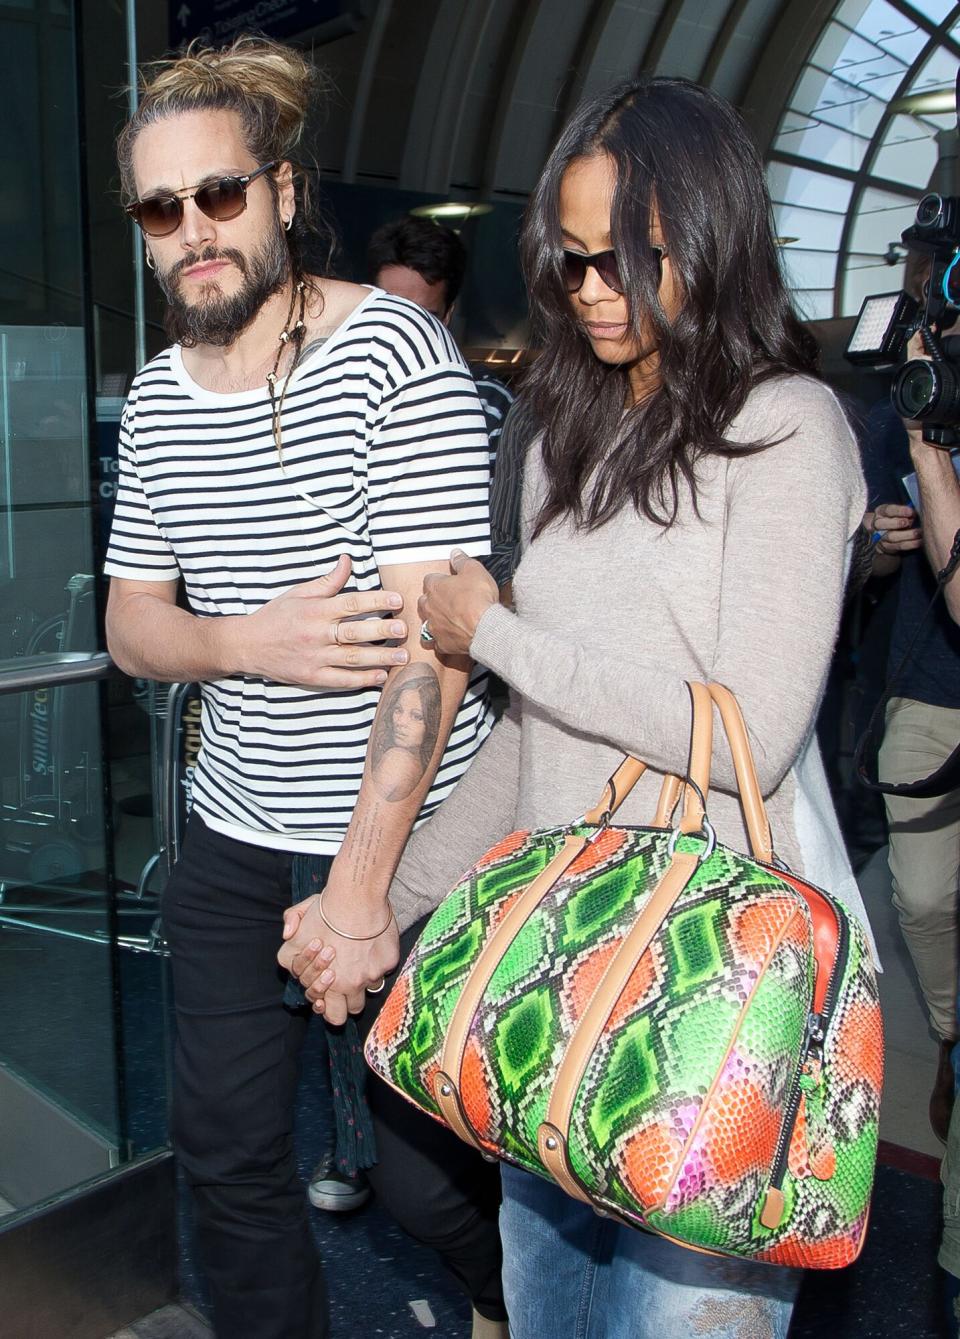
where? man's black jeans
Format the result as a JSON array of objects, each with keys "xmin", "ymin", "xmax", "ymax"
[{"xmin": 162, "ymin": 814, "xmax": 504, "ymax": 1338}]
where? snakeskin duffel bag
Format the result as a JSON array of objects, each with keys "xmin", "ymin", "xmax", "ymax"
[{"xmin": 366, "ymin": 681, "xmax": 883, "ymax": 1268}]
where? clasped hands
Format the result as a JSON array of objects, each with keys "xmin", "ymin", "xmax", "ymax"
[{"xmin": 278, "ymin": 888, "xmax": 399, "ymax": 1025}]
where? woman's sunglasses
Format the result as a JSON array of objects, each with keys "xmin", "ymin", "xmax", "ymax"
[
  {"xmin": 126, "ymin": 161, "xmax": 278, "ymax": 238},
  {"xmin": 562, "ymin": 246, "xmax": 665, "ymax": 296}
]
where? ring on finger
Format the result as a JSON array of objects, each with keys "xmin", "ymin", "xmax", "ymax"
[
  {"xmin": 367, "ymin": 978, "xmax": 386, "ymax": 994},
  {"xmin": 419, "ymin": 620, "xmax": 435, "ymax": 645},
  {"xmin": 332, "ymin": 620, "xmax": 342, "ymax": 646}
]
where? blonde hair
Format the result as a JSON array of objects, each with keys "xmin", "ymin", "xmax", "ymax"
[{"xmin": 117, "ymin": 35, "xmax": 335, "ymax": 274}]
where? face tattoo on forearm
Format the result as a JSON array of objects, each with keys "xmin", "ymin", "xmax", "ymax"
[{"xmin": 371, "ymin": 663, "xmax": 443, "ymax": 801}]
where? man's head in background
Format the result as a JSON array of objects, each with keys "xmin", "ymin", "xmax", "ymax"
[{"xmin": 368, "ymin": 217, "xmax": 466, "ymax": 324}]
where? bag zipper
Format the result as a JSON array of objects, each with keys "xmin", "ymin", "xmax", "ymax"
[{"xmin": 759, "ymin": 887, "xmax": 849, "ymax": 1230}]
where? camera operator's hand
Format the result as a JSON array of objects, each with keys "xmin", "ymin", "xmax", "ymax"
[
  {"xmin": 865, "ymin": 503, "xmax": 922, "ymax": 562},
  {"xmin": 898, "ymin": 331, "xmax": 960, "ymax": 620}
]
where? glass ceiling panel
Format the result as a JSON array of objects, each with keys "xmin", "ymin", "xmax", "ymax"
[
  {"xmin": 906, "ymin": 43, "xmax": 959, "ymax": 90},
  {"xmin": 791, "ymin": 65, "xmax": 886, "ymax": 139},
  {"xmin": 843, "ymin": 258, "xmax": 908, "ymax": 316},
  {"xmin": 836, "ymin": 0, "xmax": 931, "ymax": 61},
  {"xmin": 767, "ymin": 162, "xmax": 854, "ymax": 213},
  {"xmin": 910, "ymin": 0, "xmax": 958, "ymax": 22},
  {"xmin": 771, "ymin": 1, "xmax": 960, "ymax": 317},
  {"xmin": 774, "ymin": 202, "xmax": 847, "ymax": 252},
  {"xmin": 869, "ymin": 112, "xmax": 940, "ymax": 184},
  {"xmin": 849, "ymin": 186, "xmax": 920, "ymax": 255},
  {"xmin": 773, "ymin": 117, "xmax": 870, "ymax": 170},
  {"xmin": 780, "ymin": 248, "xmax": 840, "ymax": 290}
]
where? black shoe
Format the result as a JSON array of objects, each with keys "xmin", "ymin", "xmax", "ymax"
[{"xmin": 307, "ymin": 1157, "xmax": 370, "ymax": 1212}]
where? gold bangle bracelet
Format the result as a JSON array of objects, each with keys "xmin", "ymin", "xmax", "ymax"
[{"xmin": 317, "ymin": 890, "xmax": 395, "ymax": 941}]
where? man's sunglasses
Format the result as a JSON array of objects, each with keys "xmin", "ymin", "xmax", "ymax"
[
  {"xmin": 562, "ymin": 246, "xmax": 665, "ymax": 296},
  {"xmin": 126, "ymin": 161, "xmax": 278, "ymax": 238}
]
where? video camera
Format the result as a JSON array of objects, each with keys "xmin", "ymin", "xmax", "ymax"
[{"xmin": 845, "ymin": 71, "xmax": 960, "ymax": 446}]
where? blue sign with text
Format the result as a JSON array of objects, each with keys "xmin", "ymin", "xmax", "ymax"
[{"xmin": 169, "ymin": 0, "xmax": 346, "ymax": 48}]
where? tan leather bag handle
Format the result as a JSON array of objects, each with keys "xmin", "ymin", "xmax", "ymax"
[
  {"xmin": 582, "ymin": 683, "xmax": 713, "ymax": 834},
  {"xmin": 706, "ymin": 682, "xmax": 773, "ymax": 864},
  {"xmin": 580, "ymin": 683, "xmax": 773, "ymax": 860},
  {"xmin": 582, "ymin": 760, "xmax": 685, "ymax": 830}
]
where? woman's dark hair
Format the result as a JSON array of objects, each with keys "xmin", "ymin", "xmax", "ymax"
[
  {"xmin": 367, "ymin": 217, "xmax": 467, "ymax": 312},
  {"xmin": 521, "ymin": 77, "xmax": 819, "ymax": 534}
]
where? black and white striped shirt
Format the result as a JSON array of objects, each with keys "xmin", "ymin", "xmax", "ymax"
[{"xmin": 105, "ymin": 290, "xmax": 493, "ymax": 852}]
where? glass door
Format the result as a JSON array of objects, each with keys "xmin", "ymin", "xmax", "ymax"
[{"xmin": 0, "ymin": 0, "xmax": 170, "ymax": 1225}]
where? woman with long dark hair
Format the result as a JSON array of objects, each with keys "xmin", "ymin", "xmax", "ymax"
[{"xmin": 295, "ymin": 76, "xmax": 874, "ymax": 1337}]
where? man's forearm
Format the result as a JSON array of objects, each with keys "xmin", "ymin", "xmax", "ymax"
[
  {"xmin": 910, "ymin": 439, "xmax": 960, "ymax": 618},
  {"xmin": 329, "ymin": 655, "xmax": 470, "ymax": 913},
  {"xmin": 106, "ymin": 591, "xmax": 241, "ymax": 681}
]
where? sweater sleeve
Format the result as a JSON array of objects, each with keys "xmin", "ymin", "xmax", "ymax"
[
  {"xmin": 470, "ymin": 380, "xmax": 866, "ymax": 797},
  {"xmin": 388, "ymin": 700, "xmax": 522, "ymax": 930}
]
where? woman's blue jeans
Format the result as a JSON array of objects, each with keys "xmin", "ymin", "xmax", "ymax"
[{"xmin": 499, "ymin": 1164, "xmax": 801, "ymax": 1339}]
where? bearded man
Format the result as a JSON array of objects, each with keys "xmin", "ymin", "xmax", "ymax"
[{"xmin": 105, "ymin": 35, "xmax": 505, "ymax": 1339}]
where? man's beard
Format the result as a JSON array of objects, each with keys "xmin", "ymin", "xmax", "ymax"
[{"xmin": 158, "ymin": 222, "xmax": 291, "ymax": 348}]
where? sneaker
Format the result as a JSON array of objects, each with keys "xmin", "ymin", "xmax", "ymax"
[{"xmin": 307, "ymin": 1158, "xmax": 370, "ymax": 1212}]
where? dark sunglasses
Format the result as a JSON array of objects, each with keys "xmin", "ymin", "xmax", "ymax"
[
  {"xmin": 561, "ymin": 246, "xmax": 665, "ymax": 296},
  {"xmin": 126, "ymin": 161, "xmax": 278, "ymax": 238}
]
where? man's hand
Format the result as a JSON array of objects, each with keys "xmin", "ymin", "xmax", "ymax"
[
  {"xmin": 106, "ymin": 554, "xmax": 409, "ymax": 687},
  {"xmin": 277, "ymin": 881, "xmax": 399, "ymax": 1025},
  {"xmin": 865, "ymin": 503, "xmax": 922, "ymax": 559},
  {"xmin": 417, "ymin": 549, "xmax": 498, "ymax": 656},
  {"xmin": 234, "ymin": 555, "xmax": 410, "ymax": 689}
]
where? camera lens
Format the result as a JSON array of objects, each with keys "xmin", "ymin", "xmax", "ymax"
[
  {"xmin": 892, "ymin": 357, "xmax": 960, "ymax": 423},
  {"xmin": 917, "ymin": 193, "xmax": 945, "ymax": 228},
  {"xmin": 894, "ymin": 361, "xmax": 938, "ymax": 418}
]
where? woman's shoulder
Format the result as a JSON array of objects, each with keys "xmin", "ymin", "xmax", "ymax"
[
  {"xmin": 730, "ymin": 373, "xmax": 861, "ymax": 479},
  {"xmin": 734, "ymin": 372, "xmax": 851, "ymax": 436}
]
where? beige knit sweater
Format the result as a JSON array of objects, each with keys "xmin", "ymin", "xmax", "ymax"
[{"xmin": 389, "ymin": 375, "xmax": 874, "ymax": 955}]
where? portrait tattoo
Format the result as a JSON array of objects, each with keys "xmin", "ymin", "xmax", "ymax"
[{"xmin": 371, "ymin": 663, "xmax": 442, "ymax": 802}]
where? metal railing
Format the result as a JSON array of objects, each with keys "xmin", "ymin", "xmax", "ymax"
[
  {"xmin": 0, "ymin": 651, "xmax": 113, "ymax": 696},
  {"xmin": 0, "ymin": 652, "xmax": 178, "ymax": 955}
]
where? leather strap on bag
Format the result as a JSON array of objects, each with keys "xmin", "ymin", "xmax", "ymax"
[
  {"xmin": 434, "ymin": 831, "xmax": 590, "ymax": 1143},
  {"xmin": 539, "ymin": 847, "xmax": 703, "ymax": 1197},
  {"xmin": 706, "ymin": 683, "xmax": 773, "ymax": 865}
]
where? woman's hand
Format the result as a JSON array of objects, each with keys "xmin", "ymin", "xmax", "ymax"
[{"xmin": 417, "ymin": 549, "xmax": 498, "ymax": 656}]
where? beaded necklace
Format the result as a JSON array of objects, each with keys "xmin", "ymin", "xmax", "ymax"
[{"xmin": 265, "ymin": 277, "xmax": 307, "ymax": 466}]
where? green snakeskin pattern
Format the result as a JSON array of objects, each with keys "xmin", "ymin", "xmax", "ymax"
[{"xmin": 365, "ymin": 823, "xmax": 882, "ymax": 1269}]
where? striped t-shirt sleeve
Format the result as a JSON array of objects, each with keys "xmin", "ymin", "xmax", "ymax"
[
  {"xmin": 367, "ymin": 358, "xmax": 492, "ymax": 567},
  {"xmin": 106, "ymin": 406, "xmax": 180, "ymax": 582}
]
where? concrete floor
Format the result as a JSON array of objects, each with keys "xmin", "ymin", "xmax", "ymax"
[{"xmin": 106, "ymin": 1306, "xmax": 211, "ymax": 1339}]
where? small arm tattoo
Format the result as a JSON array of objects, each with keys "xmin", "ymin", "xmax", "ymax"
[{"xmin": 371, "ymin": 662, "xmax": 442, "ymax": 801}]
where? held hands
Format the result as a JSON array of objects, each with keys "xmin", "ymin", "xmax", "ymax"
[
  {"xmin": 234, "ymin": 555, "xmax": 409, "ymax": 689},
  {"xmin": 417, "ymin": 549, "xmax": 498, "ymax": 656},
  {"xmin": 277, "ymin": 884, "xmax": 399, "ymax": 1025}
]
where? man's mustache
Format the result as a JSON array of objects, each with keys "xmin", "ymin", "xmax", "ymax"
[{"xmin": 168, "ymin": 246, "xmax": 249, "ymax": 282}]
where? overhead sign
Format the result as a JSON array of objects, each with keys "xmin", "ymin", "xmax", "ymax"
[{"xmin": 169, "ymin": 0, "xmax": 357, "ymax": 48}]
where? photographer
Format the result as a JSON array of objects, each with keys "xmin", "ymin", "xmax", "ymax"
[{"xmin": 862, "ymin": 383, "xmax": 960, "ymax": 1144}]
